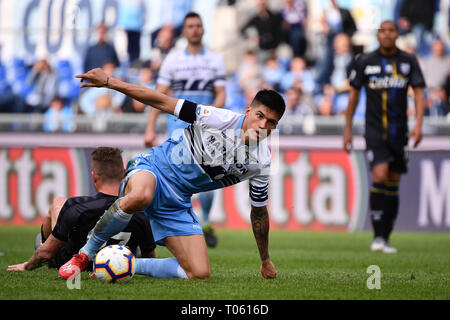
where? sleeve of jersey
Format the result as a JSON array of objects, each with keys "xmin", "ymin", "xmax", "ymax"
[
  {"xmin": 51, "ymin": 202, "xmax": 79, "ymax": 242},
  {"xmin": 349, "ymin": 56, "xmax": 365, "ymax": 89},
  {"xmin": 409, "ymin": 55, "xmax": 426, "ymax": 88},
  {"xmin": 249, "ymin": 175, "xmax": 269, "ymax": 207}
]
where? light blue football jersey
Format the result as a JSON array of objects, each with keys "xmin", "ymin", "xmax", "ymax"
[{"xmin": 136, "ymin": 100, "xmax": 271, "ymax": 207}]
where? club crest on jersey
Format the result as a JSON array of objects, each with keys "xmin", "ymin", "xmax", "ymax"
[
  {"xmin": 196, "ymin": 106, "xmax": 211, "ymax": 116},
  {"xmin": 384, "ymin": 64, "xmax": 393, "ymax": 74}
]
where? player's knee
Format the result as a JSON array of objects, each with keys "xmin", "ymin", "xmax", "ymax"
[
  {"xmin": 50, "ymin": 197, "xmax": 66, "ymax": 216},
  {"xmin": 43, "ymin": 213, "xmax": 51, "ymax": 224},
  {"xmin": 189, "ymin": 270, "xmax": 210, "ymax": 279},
  {"xmin": 372, "ymin": 172, "xmax": 388, "ymax": 184},
  {"xmin": 125, "ymin": 189, "xmax": 153, "ymax": 209},
  {"xmin": 187, "ymin": 266, "xmax": 211, "ymax": 279},
  {"xmin": 51, "ymin": 197, "xmax": 66, "ymax": 208}
]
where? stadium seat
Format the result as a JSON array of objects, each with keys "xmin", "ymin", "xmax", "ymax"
[
  {"xmin": 7, "ymin": 58, "xmax": 33, "ymax": 98},
  {"xmin": 56, "ymin": 59, "xmax": 80, "ymax": 101}
]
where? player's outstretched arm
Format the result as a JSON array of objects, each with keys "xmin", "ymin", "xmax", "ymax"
[
  {"xmin": 343, "ymin": 87, "xmax": 360, "ymax": 153},
  {"xmin": 75, "ymin": 68, "xmax": 178, "ymax": 116},
  {"xmin": 7, "ymin": 235, "xmax": 65, "ymax": 271},
  {"xmin": 250, "ymin": 205, "xmax": 277, "ymax": 279}
]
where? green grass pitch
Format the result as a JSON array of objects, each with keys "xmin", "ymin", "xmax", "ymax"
[{"xmin": 0, "ymin": 226, "xmax": 449, "ymax": 300}]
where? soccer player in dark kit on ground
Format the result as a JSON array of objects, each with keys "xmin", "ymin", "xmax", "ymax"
[
  {"xmin": 7, "ymin": 147, "xmax": 156, "ymax": 273},
  {"xmin": 343, "ymin": 20, "xmax": 426, "ymax": 253}
]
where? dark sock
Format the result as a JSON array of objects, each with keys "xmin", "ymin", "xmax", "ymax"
[
  {"xmin": 383, "ymin": 181, "xmax": 399, "ymax": 241},
  {"xmin": 370, "ymin": 183, "xmax": 386, "ymax": 239}
]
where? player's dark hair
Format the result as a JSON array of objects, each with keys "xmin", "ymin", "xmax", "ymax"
[
  {"xmin": 91, "ymin": 147, "xmax": 124, "ymax": 183},
  {"xmin": 183, "ymin": 12, "xmax": 202, "ymax": 26},
  {"xmin": 250, "ymin": 89, "xmax": 286, "ymax": 118},
  {"xmin": 378, "ymin": 20, "xmax": 398, "ymax": 32}
]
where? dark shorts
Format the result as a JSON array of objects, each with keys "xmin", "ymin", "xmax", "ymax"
[{"xmin": 365, "ymin": 138, "xmax": 409, "ymax": 174}]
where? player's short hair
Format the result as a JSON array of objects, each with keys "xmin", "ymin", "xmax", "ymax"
[
  {"xmin": 250, "ymin": 89, "xmax": 286, "ymax": 119},
  {"xmin": 91, "ymin": 147, "xmax": 124, "ymax": 183},
  {"xmin": 183, "ymin": 12, "xmax": 202, "ymax": 26},
  {"xmin": 378, "ymin": 20, "xmax": 398, "ymax": 32}
]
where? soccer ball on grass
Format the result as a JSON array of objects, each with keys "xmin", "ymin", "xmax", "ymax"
[{"xmin": 93, "ymin": 245, "xmax": 136, "ymax": 283}]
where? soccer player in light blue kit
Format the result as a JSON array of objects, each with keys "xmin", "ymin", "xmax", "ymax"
[
  {"xmin": 59, "ymin": 67, "xmax": 284, "ymax": 280},
  {"xmin": 144, "ymin": 12, "xmax": 226, "ymax": 248}
]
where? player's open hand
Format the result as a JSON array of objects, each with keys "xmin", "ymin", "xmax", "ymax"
[
  {"xmin": 410, "ymin": 123, "xmax": 423, "ymax": 148},
  {"xmin": 7, "ymin": 262, "xmax": 28, "ymax": 271},
  {"xmin": 260, "ymin": 258, "xmax": 277, "ymax": 279},
  {"xmin": 75, "ymin": 68, "xmax": 109, "ymax": 88}
]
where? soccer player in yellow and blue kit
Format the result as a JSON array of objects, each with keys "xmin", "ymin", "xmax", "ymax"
[{"xmin": 344, "ymin": 21, "xmax": 426, "ymax": 253}]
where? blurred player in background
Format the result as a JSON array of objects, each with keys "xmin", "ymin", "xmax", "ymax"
[
  {"xmin": 58, "ymin": 67, "xmax": 284, "ymax": 280},
  {"xmin": 144, "ymin": 12, "xmax": 227, "ymax": 248},
  {"xmin": 8, "ymin": 147, "xmax": 155, "ymax": 273},
  {"xmin": 344, "ymin": 20, "xmax": 426, "ymax": 253}
]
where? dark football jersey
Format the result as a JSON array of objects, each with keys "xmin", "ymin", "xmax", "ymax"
[
  {"xmin": 349, "ymin": 48, "xmax": 425, "ymax": 144},
  {"xmin": 51, "ymin": 192, "xmax": 155, "ymax": 268}
]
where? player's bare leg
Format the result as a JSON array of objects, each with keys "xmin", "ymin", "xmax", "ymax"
[
  {"xmin": 371, "ymin": 162, "xmax": 389, "ymax": 184},
  {"xmin": 37, "ymin": 197, "xmax": 66, "ymax": 249},
  {"xmin": 164, "ymin": 234, "xmax": 210, "ymax": 279},
  {"xmin": 120, "ymin": 171, "xmax": 157, "ymax": 213}
]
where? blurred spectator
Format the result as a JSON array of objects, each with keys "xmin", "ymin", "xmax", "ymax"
[
  {"xmin": 25, "ymin": 59, "xmax": 58, "ymax": 113},
  {"xmin": 149, "ymin": 25, "xmax": 176, "ymax": 74},
  {"xmin": 237, "ymin": 50, "xmax": 263, "ymax": 91},
  {"xmin": 83, "ymin": 23, "xmax": 120, "ymax": 73},
  {"xmin": 262, "ymin": 56, "xmax": 285, "ymax": 91},
  {"xmin": 240, "ymin": 0, "xmax": 283, "ymax": 61},
  {"xmin": 399, "ymin": 0, "xmax": 436, "ymax": 56},
  {"xmin": 443, "ymin": 74, "xmax": 450, "ymax": 115},
  {"xmin": 78, "ymin": 62, "xmax": 126, "ymax": 115},
  {"xmin": 43, "ymin": 96, "xmax": 74, "ymax": 132},
  {"xmin": 316, "ymin": 84, "xmax": 335, "ymax": 116},
  {"xmin": 280, "ymin": 0, "xmax": 308, "ymax": 57},
  {"xmin": 421, "ymin": 38, "xmax": 450, "ymax": 117},
  {"xmin": 117, "ymin": 0, "xmax": 146, "ymax": 64},
  {"xmin": 278, "ymin": 86, "xmax": 314, "ymax": 134},
  {"xmin": 122, "ymin": 61, "xmax": 155, "ymax": 113},
  {"xmin": 150, "ymin": 0, "xmax": 193, "ymax": 52},
  {"xmin": 284, "ymin": 86, "xmax": 314, "ymax": 116},
  {"xmin": 421, "ymin": 39, "xmax": 450, "ymax": 90},
  {"xmin": 334, "ymin": 0, "xmax": 357, "ymax": 38},
  {"xmin": 424, "ymin": 86, "xmax": 449, "ymax": 117},
  {"xmin": 280, "ymin": 56, "xmax": 315, "ymax": 93},
  {"xmin": 314, "ymin": 0, "xmax": 356, "ymax": 91},
  {"xmin": 437, "ymin": 0, "xmax": 450, "ymax": 48},
  {"xmin": 329, "ymin": 33, "xmax": 353, "ymax": 93}
]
